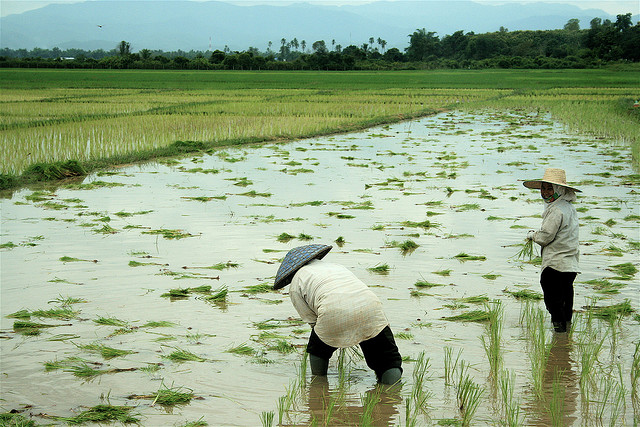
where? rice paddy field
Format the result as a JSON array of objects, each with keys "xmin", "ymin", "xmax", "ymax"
[{"xmin": 1, "ymin": 69, "xmax": 639, "ymax": 426}]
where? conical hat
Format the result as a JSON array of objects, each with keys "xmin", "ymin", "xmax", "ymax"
[
  {"xmin": 523, "ymin": 168, "xmax": 581, "ymax": 192},
  {"xmin": 273, "ymin": 244, "xmax": 332, "ymax": 290}
]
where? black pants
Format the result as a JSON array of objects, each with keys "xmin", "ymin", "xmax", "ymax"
[
  {"xmin": 306, "ymin": 325, "xmax": 403, "ymax": 380},
  {"xmin": 540, "ymin": 267, "xmax": 577, "ymax": 324}
]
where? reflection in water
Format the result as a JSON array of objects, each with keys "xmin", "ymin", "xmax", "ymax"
[
  {"xmin": 304, "ymin": 376, "xmax": 402, "ymax": 426},
  {"xmin": 530, "ymin": 333, "xmax": 578, "ymax": 426}
]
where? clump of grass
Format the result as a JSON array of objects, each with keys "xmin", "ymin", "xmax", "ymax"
[
  {"xmin": 0, "ymin": 412, "xmax": 37, "ymax": 426},
  {"xmin": 129, "ymin": 384, "xmax": 194, "ymax": 406},
  {"xmin": 453, "ymin": 253, "xmax": 486, "ymax": 262},
  {"xmin": 503, "ymin": 288, "xmax": 543, "ymax": 301},
  {"xmin": 401, "ymin": 220, "xmax": 439, "ymax": 229},
  {"xmin": 276, "ymin": 232, "xmax": 296, "ymax": 243},
  {"xmin": 394, "ymin": 239, "xmax": 420, "ymax": 254},
  {"xmin": 433, "ymin": 269, "xmax": 452, "ymax": 276},
  {"xmin": 456, "ymin": 363, "xmax": 485, "ymax": 426},
  {"xmin": 442, "ymin": 310, "xmax": 490, "ymax": 323},
  {"xmin": 513, "ymin": 238, "xmax": 537, "ymax": 261},
  {"xmin": 589, "ymin": 299, "xmax": 633, "ymax": 321},
  {"xmin": 204, "ymin": 286, "xmax": 228, "ymax": 302},
  {"xmin": 164, "ymin": 347, "xmax": 206, "ymax": 362},
  {"xmin": 482, "ymin": 273, "xmax": 500, "ymax": 280},
  {"xmin": 334, "ymin": 236, "xmax": 346, "ymax": 246},
  {"xmin": 76, "ymin": 342, "xmax": 136, "ymax": 359},
  {"xmin": 267, "ymin": 339, "xmax": 296, "ymax": 354},
  {"xmin": 226, "ymin": 343, "xmax": 256, "ymax": 356},
  {"xmin": 142, "ymin": 320, "xmax": 176, "ymax": 328},
  {"xmin": 142, "ymin": 229, "xmax": 194, "ymax": 239},
  {"xmin": 242, "ymin": 284, "xmax": 273, "ymax": 294},
  {"xmin": 607, "ymin": 262, "xmax": 638, "ymax": 280},
  {"xmin": 93, "ymin": 316, "xmax": 128, "ymax": 326},
  {"xmin": 415, "ymin": 280, "xmax": 444, "ymax": 289},
  {"xmin": 367, "ymin": 263, "xmax": 390, "ymax": 274},
  {"xmin": 53, "ymin": 405, "xmax": 139, "ymax": 424}
]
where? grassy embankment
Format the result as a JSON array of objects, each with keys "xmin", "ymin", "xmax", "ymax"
[{"xmin": 1, "ymin": 67, "xmax": 638, "ymax": 190}]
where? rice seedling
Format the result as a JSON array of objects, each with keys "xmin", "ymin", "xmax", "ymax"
[
  {"xmin": 53, "ymin": 405, "xmax": 139, "ymax": 424},
  {"xmin": 129, "ymin": 384, "xmax": 194, "ymax": 407},
  {"xmin": 444, "ymin": 347, "xmax": 462, "ymax": 387},
  {"xmin": 6, "ymin": 309, "xmax": 31, "ymax": 319},
  {"xmin": 433, "ymin": 269, "xmax": 452, "ymax": 276},
  {"xmin": 260, "ymin": 411, "xmax": 275, "ymax": 427},
  {"xmin": 499, "ymin": 369, "xmax": 522, "ymax": 426},
  {"xmin": 360, "ymin": 387, "xmax": 381, "ymax": 426},
  {"xmin": 548, "ymin": 368, "xmax": 566, "ymax": 426},
  {"xmin": 606, "ymin": 262, "xmax": 638, "ymax": 280},
  {"xmin": 59, "ymin": 255, "xmax": 97, "ymax": 263},
  {"xmin": 93, "ymin": 316, "xmax": 128, "ymax": 326},
  {"xmin": 583, "ymin": 278, "xmax": 626, "ymax": 295},
  {"xmin": 410, "ymin": 351, "xmax": 433, "ymax": 416},
  {"xmin": 276, "ymin": 232, "xmax": 296, "ymax": 243},
  {"xmin": 512, "ymin": 238, "xmax": 537, "ymax": 261},
  {"xmin": 164, "ymin": 347, "xmax": 206, "ymax": 362},
  {"xmin": 396, "ymin": 332, "xmax": 414, "ymax": 340},
  {"xmin": 442, "ymin": 310, "xmax": 490, "ymax": 323},
  {"xmin": 525, "ymin": 307, "xmax": 552, "ymax": 400},
  {"xmin": 481, "ymin": 300, "xmax": 504, "ymax": 380},
  {"xmin": 267, "ymin": 339, "xmax": 296, "ymax": 354},
  {"xmin": 76, "ymin": 342, "xmax": 136, "ymax": 359},
  {"xmin": 503, "ymin": 287, "xmax": 544, "ymax": 301},
  {"xmin": 226, "ymin": 343, "xmax": 256, "ymax": 356},
  {"xmin": 142, "ymin": 228, "xmax": 194, "ymax": 239},
  {"xmin": 367, "ymin": 263, "xmax": 390, "ymax": 274},
  {"xmin": 453, "ymin": 253, "xmax": 486, "ymax": 262},
  {"xmin": 179, "ymin": 418, "xmax": 208, "ymax": 427},
  {"xmin": 141, "ymin": 320, "xmax": 176, "ymax": 328},
  {"xmin": 456, "ymin": 362, "xmax": 484, "ymax": 426},
  {"xmin": 0, "ymin": 412, "xmax": 37, "ymax": 426},
  {"xmin": 401, "ymin": 220, "xmax": 439, "ymax": 229},
  {"xmin": 414, "ymin": 280, "xmax": 444, "ymax": 289},
  {"xmin": 13, "ymin": 320, "xmax": 67, "ymax": 335},
  {"xmin": 204, "ymin": 286, "xmax": 228, "ymax": 302},
  {"xmin": 588, "ymin": 299, "xmax": 633, "ymax": 322},
  {"xmin": 48, "ymin": 295, "xmax": 87, "ymax": 305}
]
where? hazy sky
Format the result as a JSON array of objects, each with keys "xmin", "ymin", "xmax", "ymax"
[{"xmin": 1, "ymin": 0, "xmax": 638, "ymax": 17}]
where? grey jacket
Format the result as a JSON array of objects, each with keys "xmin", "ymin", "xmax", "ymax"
[{"xmin": 532, "ymin": 199, "xmax": 580, "ymax": 273}]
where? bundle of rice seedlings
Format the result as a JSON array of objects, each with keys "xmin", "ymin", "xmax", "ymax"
[{"xmin": 513, "ymin": 238, "xmax": 537, "ymax": 261}]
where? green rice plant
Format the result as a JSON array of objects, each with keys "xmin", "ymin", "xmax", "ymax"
[
  {"xmin": 607, "ymin": 262, "xmax": 638, "ymax": 280},
  {"xmin": 401, "ymin": 220, "xmax": 439, "ymax": 229},
  {"xmin": 444, "ymin": 347, "xmax": 462, "ymax": 387},
  {"xmin": 512, "ymin": 238, "xmax": 537, "ymax": 261},
  {"xmin": 367, "ymin": 263, "xmax": 390, "ymax": 274},
  {"xmin": 276, "ymin": 232, "xmax": 296, "ymax": 243},
  {"xmin": 267, "ymin": 339, "xmax": 296, "ymax": 354},
  {"xmin": 203, "ymin": 261, "xmax": 239, "ymax": 270},
  {"xmin": 481, "ymin": 273, "xmax": 500, "ymax": 280},
  {"xmin": 548, "ymin": 368, "xmax": 566, "ymax": 427},
  {"xmin": 130, "ymin": 384, "xmax": 194, "ymax": 407},
  {"xmin": 456, "ymin": 363, "xmax": 484, "ymax": 426},
  {"xmin": 387, "ymin": 239, "xmax": 419, "ymax": 254},
  {"xmin": 410, "ymin": 351, "xmax": 433, "ymax": 416},
  {"xmin": 226, "ymin": 343, "xmax": 256, "ymax": 356},
  {"xmin": 589, "ymin": 299, "xmax": 633, "ymax": 322},
  {"xmin": 499, "ymin": 369, "xmax": 522, "ymax": 427},
  {"xmin": 442, "ymin": 310, "xmax": 489, "ymax": 323},
  {"xmin": 433, "ymin": 269, "xmax": 452, "ymax": 276},
  {"xmin": 13, "ymin": 320, "xmax": 63, "ymax": 335},
  {"xmin": 164, "ymin": 347, "xmax": 206, "ymax": 362},
  {"xmin": 396, "ymin": 332, "xmax": 414, "ymax": 340},
  {"xmin": 30, "ymin": 307, "xmax": 79, "ymax": 320},
  {"xmin": 93, "ymin": 316, "xmax": 128, "ymax": 326},
  {"xmin": 453, "ymin": 253, "xmax": 486, "ymax": 262},
  {"xmin": 53, "ymin": 405, "xmax": 139, "ymax": 424},
  {"xmin": 242, "ymin": 284, "xmax": 273, "ymax": 294},
  {"xmin": 334, "ymin": 236, "xmax": 346, "ymax": 246},
  {"xmin": 179, "ymin": 418, "xmax": 208, "ymax": 427},
  {"xmin": 481, "ymin": 300, "xmax": 504, "ymax": 381},
  {"xmin": 593, "ymin": 366, "xmax": 626, "ymax": 426},
  {"xmin": 49, "ymin": 295, "xmax": 87, "ymax": 306},
  {"xmin": 6, "ymin": 309, "xmax": 31, "ymax": 319},
  {"xmin": 503, "ymin": 287, "xmax": 543, "ymax": 301},
  {"xmin": 0, "ymin": 412, "xmax": 38, "ymax": 426},
  {"xmin": 414, "ymin": 280, "xmax": 444, "ymax": 289},
  {"xmin": 459, "ymin": 295, "xmax": 489, "ymax": 304},
  {"xmin": 360, "ymin": 387, "xmax": 381, "ymax": 426},
  {"xmin": 260, "ymin": 411, "xmax": 275, "ymax": 427},
  {"xmin": 141, "ymin": 320, "xmax": 176, "ymax": 328},
  {"xmin": 204, "ymin": 286, "xmax": 228, "ymax": 302},
  {"xmin": 525, "ymin": 307, "xmax": 552, "ymax": 400},
  {"xmin": 142, "ymin": 228, "xmax": 194, "ymax": 239},
  {"xmin": 583, "ymin": 278, "xmax": 626, "ymax": 295},
  {"xmin": 76, "ymin": 342, "xmax": 135, "ymax": 359}
]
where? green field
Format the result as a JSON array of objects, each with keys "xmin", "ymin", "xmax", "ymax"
[{"xmin": 1, "ymin": 68, "xmax": 638, "ymax": 188}]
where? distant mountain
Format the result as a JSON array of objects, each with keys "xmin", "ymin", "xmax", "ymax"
[{"xmin": 0, "ymin": 0, "xmax": 635, "ymax": 52}]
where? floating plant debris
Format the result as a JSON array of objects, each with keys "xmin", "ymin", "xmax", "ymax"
[
  {"xmin": 401, "ymin": 220, "xmax": 439, "ymax": 229},
  {"xmin": 367, "ymin": 263, "xmax": 390, "ymax": 274},
  {"xmin": 164, "ymin": 347, "xmax": 206, "ymax": 362},
  {"xmin": 453, "ymin": 253, "xmax": 487, "ymax": 262},
  {"xmin": 502, "ymin": 288, "xmax": 543, "ymax": 300},
  {"xmin": 203, "ymin": 286, "xmax": 228, "ymax": 302},
  {"xmin": 129, "ymin": 385, "xmax": 194, "ymax": 406},
  {"xmin": 76, "ymin": 342, "xmax": 136, "ymax": 359},
  {"xmin": 414, "ymin": 280, "xmax": 444, "ymax": 289},
  {"xmin": 226, "ymin": 343, "xmax": 256, "ymax": 356},
  {"xmin": 442, "ymin": 310, "xmax": 490, "ymax": 322},
  {"xmin": 481, "ymin": 273, "xmax": 500, "ymax": 280},
  {"xmin": 142, "ymin": 229, "xmax": 195, "ymax": 239},
  {"xmin": 93, "ymin": 316, "xmax": 128, "ymax": 327},
  {"xmin": 53, "ymin": 405, "xmax": 139, "ymax": 424}
]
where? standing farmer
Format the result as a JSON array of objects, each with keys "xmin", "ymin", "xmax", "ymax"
[
  {"xmin": 273, "ymin": 244, "xmax": 402, "ymax": 384},
  {"xmin": 523, "ymin": 168, "xmax": 580, "ymax": 333}
]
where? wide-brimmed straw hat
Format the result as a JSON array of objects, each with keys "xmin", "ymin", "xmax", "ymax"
[
  {"xmin": 523, "ymin": 168, "xmax": 581, "ymax": 192},
  {"xmin": 273, "ymin": 244, "xmax": 332, "ymax": 290}
]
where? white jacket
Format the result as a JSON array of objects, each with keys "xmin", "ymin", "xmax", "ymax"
[{"xmin": 531, "ymin": 199, "xmax": 580, "ymax": 273}]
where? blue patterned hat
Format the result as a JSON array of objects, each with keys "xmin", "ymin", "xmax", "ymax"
[{"xmin": 273, "ymin": 244, "xmax": 332, "ymax": 290}]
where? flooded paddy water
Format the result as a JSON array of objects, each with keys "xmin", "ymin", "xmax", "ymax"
[{"xmin": 1, "ymin": 110, "xmax": 638, "ymax": 426}]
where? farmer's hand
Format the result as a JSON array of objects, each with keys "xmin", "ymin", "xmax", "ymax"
[{"xmin": 526, "ymin": 230, "xmax": 535, "ymax": 240}]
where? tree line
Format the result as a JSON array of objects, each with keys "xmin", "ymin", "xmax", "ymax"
[{"xmin": 1, "ymin": 14, "xmax": 637, "ymax": 70}]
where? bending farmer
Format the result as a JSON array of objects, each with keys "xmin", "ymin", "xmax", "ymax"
[
  {"xmin": 273, "ymin": 244, "xmax": 402, "ymax": 384},
  {"xmin": 523, "ymin": 168, "xmax": 580, "ymax": 333}
]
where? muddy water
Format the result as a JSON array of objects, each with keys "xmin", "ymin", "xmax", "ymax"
[{"xmin": 1, "ymin": 110, "xmax": 638, "ymax": 426}]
